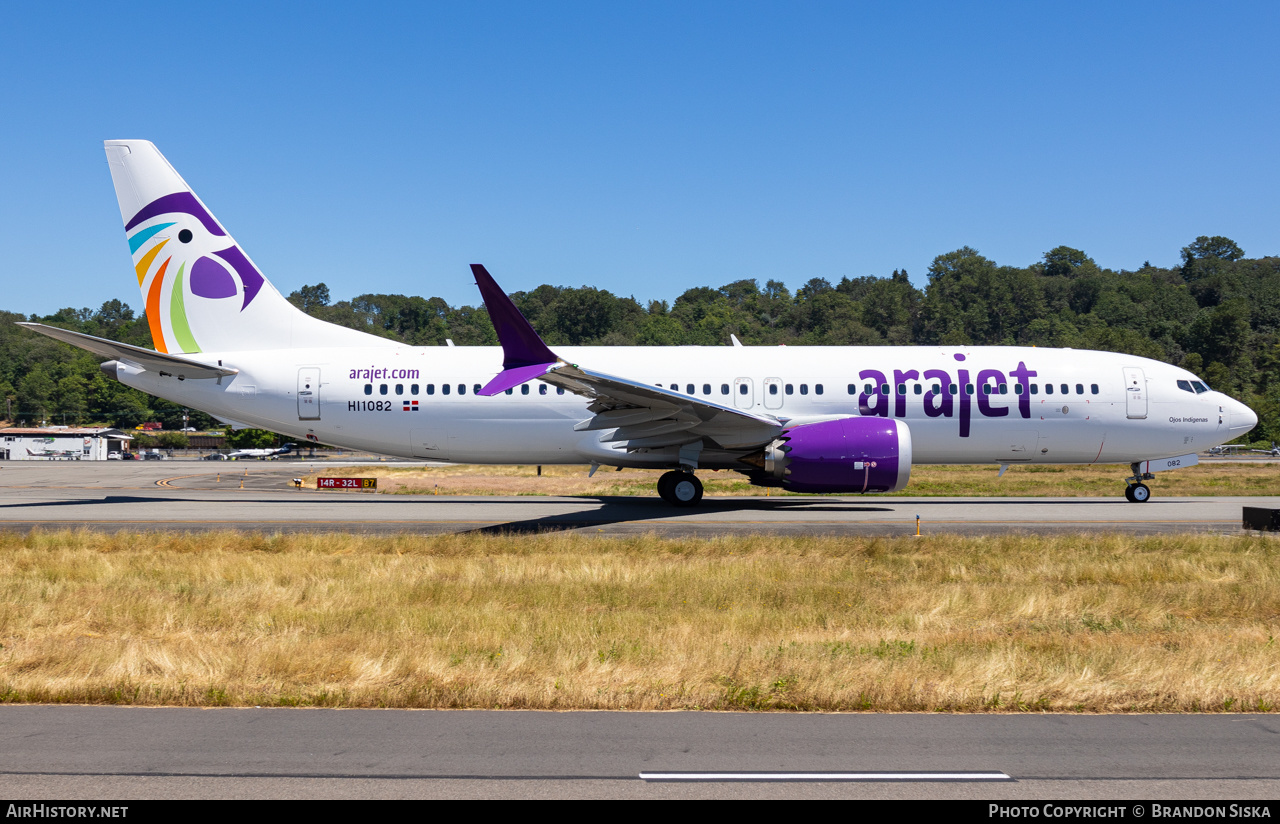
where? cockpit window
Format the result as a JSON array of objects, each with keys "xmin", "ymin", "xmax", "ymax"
[
  {"xmin": 1191, "ymin": 381, "xmax": 1209, "ymax": 394},
  {"xmin": 1177, "ymin": 380, "xmax": 1194, "ymax": 393}
]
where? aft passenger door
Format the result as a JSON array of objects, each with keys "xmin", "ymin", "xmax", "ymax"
[
  {"xmin": 1123, "ymin": 367, "xmax": 1147, "ymax": 419},
  {"xmin": 298, "ymin": 368, "xmax": 321, "ymax": 420}
]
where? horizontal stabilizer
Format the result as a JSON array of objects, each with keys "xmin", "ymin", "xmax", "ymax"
[{"xmin": 17, "ymin": 323, "xmax": 237, "ymax": 379}]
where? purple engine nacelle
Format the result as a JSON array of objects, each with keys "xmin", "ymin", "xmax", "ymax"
[{"xmin": 755, "ymin": 417, "xmax": 913, "ymax": 493}]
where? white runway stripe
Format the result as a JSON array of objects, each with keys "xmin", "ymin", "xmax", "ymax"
[{"xmin": 639, "ymin": 771, "xmax": 1011, "ymax": 782}]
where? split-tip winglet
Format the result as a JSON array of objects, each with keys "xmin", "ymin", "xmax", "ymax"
[{"xmin": 471, "ymin": 264, "xmax": 560, "ymax": 395}]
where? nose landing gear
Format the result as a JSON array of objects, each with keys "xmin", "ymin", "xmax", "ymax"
[
  {"xmin": 658, "ymin": 470, "xmax": 703, "ymax": 506},
  {"xmin": 1124, "ymin": 461, "xmax": 1153, "ymax": 502},
  {"xmin": 1124, "ymin": 482, "xmax": 1150, "ymax": 503}
]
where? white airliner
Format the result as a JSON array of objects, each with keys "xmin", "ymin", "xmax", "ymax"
[
  {"xmin": 18, "ymin": 141, "xmax": 1258, "ymax": 504},
  {"xmin": 226, "ymin": 443, "xmax": 296, "ymax": 461}
]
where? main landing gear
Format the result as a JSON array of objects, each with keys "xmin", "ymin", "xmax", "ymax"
[
  {"xmin": 657, "ymin": 470, "xmax": 703, "ymax": 506},
  {"xmin": 1123, "ymin": 461, "xmax": 1153, "ymax": 503}
]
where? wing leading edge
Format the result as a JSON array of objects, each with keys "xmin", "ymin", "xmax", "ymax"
[{"xmin": 470, "ymin": 264, "xmax": 783, "ymax": 453}]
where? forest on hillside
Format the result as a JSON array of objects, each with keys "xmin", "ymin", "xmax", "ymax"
[{"xmin": 3, "ymin": 237, "xmax": 1277, "ymax": 444}]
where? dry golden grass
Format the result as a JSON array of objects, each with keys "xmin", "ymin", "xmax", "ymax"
[
  {"xmin": 2, "ymin": 529, "xmax": 1278, "ymax": 712},
  {"xmin": 314, "ymin": 461, "xmax": 1280, "ymax": 498}
]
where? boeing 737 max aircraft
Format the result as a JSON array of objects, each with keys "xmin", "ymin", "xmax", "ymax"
[{"xmin": 17, "ymin": 141, "xmax": 1259, "ymax": 504}]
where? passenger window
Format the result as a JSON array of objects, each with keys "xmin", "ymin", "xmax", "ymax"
[
  {"xmin": 473, "ymin": 384, "xmax": 481, "ymax": 394},
  {"xmin": 395, "ymin": 384, "xmax": 404, "ymax": 395},
  {"xmin": 1045, "ymin": 384, "xmax": 1054, "ymax": 395},
  {"xmin": 948, "ymin": 383, "xmax": 957, "ymax": 395},
  {"xmin": 769, "ymin": 384, "xmax": 779, "ymax": 396},
  {"xmin": 670, "ymin": 384, "xmax": 678, "ymax": 391},
  {"xmin": 379, "ymin": 384, "xmax": 388, "ymax": 395},
  {"xmin": 880, "ymin": 383, "xmax": 890, "ymax": 395},
  {"xmin": 965, "ymin": 384, "xmax": 975, "ymax": 395},
  {"xmin": 505, "ymin": 388, "xmax": 513, "ymax": 395},
  {"xmin": 800, "ymin": 384, "xmax": 809, "ymax": 395},
  {"xmin": 427, "ymin": 384, "xmax": 435, "ymax": 395},
  {"xmin": 1014, "ymin": 384, "xmax": 1024, "ymax": 395},
  {"xmin": 364, "ymin": 384, "xmax": 372, "ymax": 396},
  {"xmin": 931, "ymin": 384, "xmax": 941, "ymax": 395},
  {"xmin": 1060, "ymin": 384, "xmax": 1068, "ymax": 394},
  {"xmin": 1076, "ymin": 384, "xmax": 1084, "ymax": 395},
  {"xmin": 815, "ymin": 384, "xmax": 823, "ymax": 395},
  {"xmin": 848, "ymin": 384, "xmax": 857, "ymax": 395},
  {"xmin": 521, "ymin": 384, "xmax": 530, "ymax": 395},
  {"xmin": 721, "ymin": 384, "xmax": 730, "ymax": 395},
  {"xmin": 557, "ymin": 387, "xmax": 565, "ymax": 395},
  {"xmin": 982, "ymin": 384, "xmax": 992, "ymax": 395},
  {"xmin": 739, "ymin": 384, "xmax": 748, "ymax": 395},
  {"xmin": 1030, "ymin": 384, "xmax": 1039, "ymax": 395},
  {"xmin": 864, "ymin": 384, "xmax": 873, "ymax": 395},
  {"xmin": 1091, "ymin": 384, "xmax": 1099, "ymax": 395},
  {"xmin": 897, "ymin": 384, "xmax": 906, "ymax": 395},
  {"xmin": 702, "ymin": 384, "xmax": 711, "ymax": 395},
  {"xmin": 458, "ymin": 384, "xmax": 466, "ymax": 395},
  {"xmin": 999, "ymin": 383, "xmax": 1008, "ymax": 394},
  {"xmin": 784, "ymin": 384, "xmax": 792, "ymax": 395},
  {"xmin": 442, "ymin": 384, "xmax": 450, "ymax": 395},
  {"xmin": 411, "ymin": 384, "xmax": 419, "ymax": 395},
  {"xmin": 686, "ymin": 384, "xmax": 695, "ymax": 394},
  {"xmin": 540, "ymin": 385, "xmax": 548, "ymax": 395}
]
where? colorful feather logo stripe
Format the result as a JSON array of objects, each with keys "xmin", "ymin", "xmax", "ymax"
[
  {"xmin": 169, "ymin": 262, "xmax": 200, "ymax": 353},
  {"xmin": 127, "ymin": 222, "xmax": 174, "ymax": 254},
  {"xmin": 146, "ymin": 256, "xmax": 171, "ymax": 353},
  {"xmin": 134, "ymin": 239, "xmax": 169, "ymax": 286}
]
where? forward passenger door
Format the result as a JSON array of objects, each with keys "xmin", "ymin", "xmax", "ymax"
[{"xmin": 1123, "ymin": 367, "xmax": 1147, "ymax": 419}]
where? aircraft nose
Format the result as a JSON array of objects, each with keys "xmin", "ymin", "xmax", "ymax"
[{"xmin": 1229, "ymin": 400, "xmax": 1258, "ymax": 433}]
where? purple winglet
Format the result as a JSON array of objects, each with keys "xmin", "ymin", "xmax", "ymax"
[
  {"xmin": 479, "ymin": 362, "xmax": 557, "ymax": 396},
  {"xmin": 472, "ymin": 264, "xmax": 562, "ymax": 396},
  {"xmin": 472, "ymin": 264, "xmax": 559, "ymax": 369}
]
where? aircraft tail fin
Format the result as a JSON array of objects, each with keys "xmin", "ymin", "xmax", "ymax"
[{"xmin": 103, "ymin": 140, "xmax": 392, "ymax": 353}]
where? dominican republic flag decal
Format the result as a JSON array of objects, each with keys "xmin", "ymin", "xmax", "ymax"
[{"xmin": 403, "ymin": 401, "xmax": 419, "ymax": 412}]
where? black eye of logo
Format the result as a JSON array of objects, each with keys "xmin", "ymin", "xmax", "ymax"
[{"xmin": 178, "ymin": 229, "xmax": 193, "ymax": 243}]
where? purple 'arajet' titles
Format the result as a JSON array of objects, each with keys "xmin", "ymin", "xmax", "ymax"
[{"xmin": 857, "ymin": 355, "xmax": 1038, "ymax": 437}]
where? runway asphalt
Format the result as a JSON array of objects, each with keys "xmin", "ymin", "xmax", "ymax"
[
  {"xmin": 0, "ymin": 460, "xmax": 1273, "ymax": 535},
  {"xmin": 2, "ymin": 707, "xmax": 1278, "ymax": 800}
]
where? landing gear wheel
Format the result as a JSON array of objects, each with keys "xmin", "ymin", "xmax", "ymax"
[
  {"xmin": 1124, "ymin": 485, "xmax": 1135, "ymax": 502},
  {"xmin": 657, "ymin": 471, "xmax": 679, "ymax": 503},
  {"xmin": 657, "ymin": 471, "xmax": 702, "ymax": 506},
  {"xmin": 1129, "ymin": 483, "xmax": 1151, "ymax": 503},
  {"xmin": 670, "ymin": 473, "xmax": 703, "ymax": 506}
]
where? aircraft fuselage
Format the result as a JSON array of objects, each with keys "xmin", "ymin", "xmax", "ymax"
[{"xmin": 116, "ymin": 343, "xmax": 1253, "ymax": 469}]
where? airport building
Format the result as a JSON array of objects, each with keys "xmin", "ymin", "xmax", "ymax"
[{"xmin": 0, "ymin": 427, "xmax": 133, "ymax": 461}]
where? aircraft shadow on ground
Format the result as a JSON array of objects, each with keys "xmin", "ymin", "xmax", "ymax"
[
  {"xmin": 0, "ymin": 495, "xmax": 202, "ymax": 509},
  {"xmin": 459, "ymin": 495, "xmax": 895, "ymax": 535}
]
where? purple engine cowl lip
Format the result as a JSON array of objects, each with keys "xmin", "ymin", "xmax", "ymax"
[{"xmin": 779, "ymin": 417, "xmax": 909, "ymax": 494}]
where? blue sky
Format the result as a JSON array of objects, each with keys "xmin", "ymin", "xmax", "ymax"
[{"xmin": 2, "ymin": 1, "xmax": 1277, "ymax": 315}]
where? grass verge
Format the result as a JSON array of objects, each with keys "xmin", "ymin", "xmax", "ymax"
[{"xmin": 1, "ymin": 529, "xmax": 1277, "ymax": 711}]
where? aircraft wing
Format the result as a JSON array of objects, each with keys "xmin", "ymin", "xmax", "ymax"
[
  {"xmin": 17, "ymin": 323, "xmax": 238, "ymax": 380},
  {"xmin": 471, "ymin": 265, "xmax": 783, "ymax": 451}
]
